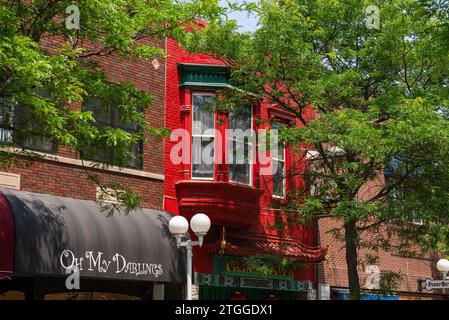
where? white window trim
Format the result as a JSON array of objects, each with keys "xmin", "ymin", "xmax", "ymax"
[
  {"xmin": 229, "ymin": 106, "xmax": 253, "ymax": 187},
  {"xmin": 272, "ymin": 142, "xmax": 286, "ymax": 199},
  {"xmin": 191, "ymin": 93, "xmax": 216, "ymax": 181}
]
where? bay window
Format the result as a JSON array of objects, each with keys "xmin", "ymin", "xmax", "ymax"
[
  {"xmin": 229, "ymin": 106, "xmax": 253, "ymax": 185},
  {"xmin": 192, "ymin": 94, "xmax": 215, "ymax": 179}
]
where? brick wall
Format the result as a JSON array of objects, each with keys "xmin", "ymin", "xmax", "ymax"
[
  {"xmin": 316, "ymin": 175, "xmax": 444, "ymax": 298},
  {"xmin": 1, "ymin": 36, "xmax": 166, "ymax": 209},
  {"xmin": 6, "ymin": 160, "xmax": 163, "ymax": 210}
]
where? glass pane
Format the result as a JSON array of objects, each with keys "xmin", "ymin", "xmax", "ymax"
[
  {"xmin": 0, "ymin": 129, "xmax": 12, "ymax": 143},
  {"xmin": 84, "ymin": 97, "xmax": 110, "ymax": 125},
  {"xmin": 230, "ymin": 163, "xmax": 250, "ymax": 185},
  {"xmin": 193, "ymin": 95, "xmax": 214, "ymax": 135},
  {"xmin": 276, "ymin": 144, "xmax": 285, "ymax": 161},
  {"xmin": 229, "ymin": 106, "xmax": 252, "ymax": 185},
  {"xmin": 23, "ymin": 136, "xmax": 54, "ymax": 153},
  {"xmin": 192, "ymin": 136, "xmax": 214, "ymax": 178},
  {"xmin": 0, "ymin": 98, "xmax": 13, "ymax": 128},
  {"xmin": 230, "ymin": 139, "xmax": 251, "ymax": 164},
  {"xmin": 114, "ymin": 107, "xmax": 138, "ymax": 131},
  {"xmin": 273, "ymin": 159, "xmax": 285, "ymax": 197},
  {"xmin": 12, "ymin": 104, "xmax": 54, "ymax": 153},
  {"xmin": 230, "ymin": 139, "xmax": 251, "ymax": 184},
  {"xmin": 230, "ymin": 106, "xmax": 252, "ymax": 131},
  {"xmin": 125, "ymin": 142, "xmax": 142, "ymax": 169},
  {"xmin": 271, "ymin": 121, "xmax": 285, "ymax": 161},
  {"xmin": 82, "ymin": 145, "xmax": 108, "ymax": 163}
]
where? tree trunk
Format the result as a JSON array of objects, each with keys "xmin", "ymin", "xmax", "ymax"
[{"xmin": 344, "ymin": 219, "xmax": 361, "ymax": 299}]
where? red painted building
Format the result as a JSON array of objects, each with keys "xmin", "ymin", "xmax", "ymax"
[{"xmin": 163, "ymin": 38, "xmax": 327, "ymax": 300}]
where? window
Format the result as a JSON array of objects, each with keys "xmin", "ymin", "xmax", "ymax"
[
  {"xmin": 0, "ymin": 91, "xmax": 56, "ymax": 153},
  {"xmin": 14, "ymin": 103, "xmax": 56, "ymax": 153},
  {"xmin": 272, "ymin": 121, "xmax": 286, "ymax": 198},
  {"xmin": 229, "ymin": 106, "xmax": 253, "ymax": 185},
  {"xmin": 82, "ymin": 97, "xmax": 142, "ymax": 169},
  {"xmin": 307, "ymin": 156, "xmax": 338, "ymax": 213},
  {"xmin": 191, "ymin": 94, "xmax": 215, "ymax": 179},
  {"xmin": 0, "ymin": 99, "xmax": 13, "ymax": 145},
  {"xmin": 384, "ymin": 162, "xmax": 424, "ymax": 225}
]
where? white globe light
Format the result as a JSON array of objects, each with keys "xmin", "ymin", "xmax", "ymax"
[
  {"xmin": 437, "ymin": 259, "xmax": 449, "ymax": 272},
  {"xmin": 190, "ymin": 213, "xmax": 211, "ymax": 235},
  {"xmin": 168, "ymin": 215, "xmax": 189, "ymax": 235}
]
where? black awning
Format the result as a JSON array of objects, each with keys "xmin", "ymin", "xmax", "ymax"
[{"xmin": 0, "ymin": 188, "xmax": 186, "ymax": 283}]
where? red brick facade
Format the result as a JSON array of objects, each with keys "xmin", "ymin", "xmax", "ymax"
[
  {"xmin": 316, "ymin": 175, "xmax": 445, "ymax": 299},
  {"xmin": 1, "ymin": 37, "xmax": 166, "ymax": 210}
]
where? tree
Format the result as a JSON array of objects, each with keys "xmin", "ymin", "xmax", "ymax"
[
  {"xmin": 0, "ymin": 0, "xmax": 221, "ymax": 212},
  {"xmin": 185, "ymin": 0, "xmax": 449, "ymax": 298}
]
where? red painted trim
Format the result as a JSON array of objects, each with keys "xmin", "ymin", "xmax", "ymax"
[
  {"xmin": 178, "ymin": 54, "xmax": 228, "ymax": 66},
  {"xmin": 0, "ymin": 192, "xmax": 14, "ymax": 279},
  {"xmin": 268, "ymin": 106, "xmax": 296, "ymax": 123},
  {"xmin": 203, "ymin": 237, "xmax": 328, "ymax": 263},
  {"xmin": 176, "ymin": 180, "xmax": 263, "ymax": 228}
]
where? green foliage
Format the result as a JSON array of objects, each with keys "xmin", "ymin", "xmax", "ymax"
[
  {"xmin": 186, "ymin": 0, "xmax": 449, "ymax": 297},
  {"xmin": 242, "ymin": 255, "xmax": 306, "ymax": 278},
  {"xmin": 0, "ymin": 0, "xmax": 222, "ymax": 212},
  {"xmin": 378, "ymin": 271, "xmax": 403, "ymax": 295}
]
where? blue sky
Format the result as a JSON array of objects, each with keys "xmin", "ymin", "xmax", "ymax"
[{"xmin": 219, "ymin": 0, "xmax": 259, "ymax": 32}]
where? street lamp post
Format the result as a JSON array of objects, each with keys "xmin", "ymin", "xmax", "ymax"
[
  {"xmin": 437, "ymin": 259, "xmax": 449, "ymax": 280},
  {"xmin": 436, "ymin": 259, "xmax": 449, "ymax": 296},
  {"xmin": 169, "ymin": 213, "xmax": 211, "ymax": 300}
]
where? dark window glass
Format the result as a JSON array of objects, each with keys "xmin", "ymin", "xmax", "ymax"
[
  {"xmin": 192, "ymin": 94, "xmax": 215, "ymax": 179},
  {"xmin": 13, "ymin": 103, "xmax": 56, "ymax": 153},
  {"xmin": 0, "ymin": 89, "xmax": 56, "ymax": 154},
  {"xmin": 272, "ymin": 121, "xmax": 286, "ymax": 198},
  {"xmin": 229, "ymin": 106, "xmax": 252, "ymax": 185},
  {"xmin": 82, "ymin": 97, "xmax": 142, "ymax": 169}
]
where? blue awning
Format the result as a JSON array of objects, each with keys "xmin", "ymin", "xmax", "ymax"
[{"xmin": 332, "ymin": 289, "xmax": 399, "ymax": 300}]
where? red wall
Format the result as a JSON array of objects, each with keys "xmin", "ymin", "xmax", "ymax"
[{"xmin": 164, "ymin": 38, "xmax": 319, "ymax": 283}]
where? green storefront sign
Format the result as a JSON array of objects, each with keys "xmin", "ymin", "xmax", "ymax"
[{"xmin": 193, "ymin": 256, "xmax": 312, "ymax": 292}]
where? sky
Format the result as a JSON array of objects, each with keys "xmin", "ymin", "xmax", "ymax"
[{"xmin": 219, "ymin": 0, "xmax": 259, "ymax": 32}]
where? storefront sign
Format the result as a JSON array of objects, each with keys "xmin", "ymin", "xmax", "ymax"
[
  {"xmin": 60, "ymin": 250, "xmax": 164, "ymax": 278},
  {"xmin": 194, "ymin": 272, "xmax": 312, "ymax": 292},
  {"xmin": 240, "ymin": 277, "xmax": 273, "ymax": 289},
  {"xmin": 226, "ymin": 258, "xmax": 295, "ymax": 278},
  {"xmin": 424, "ymin": 278, "xmax": 449, "ymax": 290}
]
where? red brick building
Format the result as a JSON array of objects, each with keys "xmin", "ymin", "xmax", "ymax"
[
  {"xmin": 0, "ymin": 37, "xmax": 166, "ymax": 209},
  {"xmin": 163, "ymin": 37, "xmax": 327, "ymax": 300},
  {"xmin": 315, "ymin": 173, "xmax": 446, "ymax": 300},
  {"xmin": 0, "ymin": 37, "xmax": 187, "ymax": 300}
]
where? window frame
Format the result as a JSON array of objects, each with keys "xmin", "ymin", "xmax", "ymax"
[
  {"xmin": 81, "ymin": 98, "xmax": 143, "ymax": 170},
  {"xmin": 229, "ymin": 105, "xmax": 253, "ymax": 186},
  {"xmin": 10, "ymin": 102, "xmax": 57, "ymax": 155},
  {"xmin": 272, "ymin": 142, "xmax": 286, "ymax": 199},
  {"xmin": 191, "ymin": 92, "xmax": 216, "ymax": 181},
  {"xmin": 271, "ymin": 120, "xmax": 287, "ymax": 199}
]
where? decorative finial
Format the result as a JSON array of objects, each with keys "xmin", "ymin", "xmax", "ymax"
[{"xmin": 219, "ymin": 226, "xmax": 227, "ymax": 255}]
